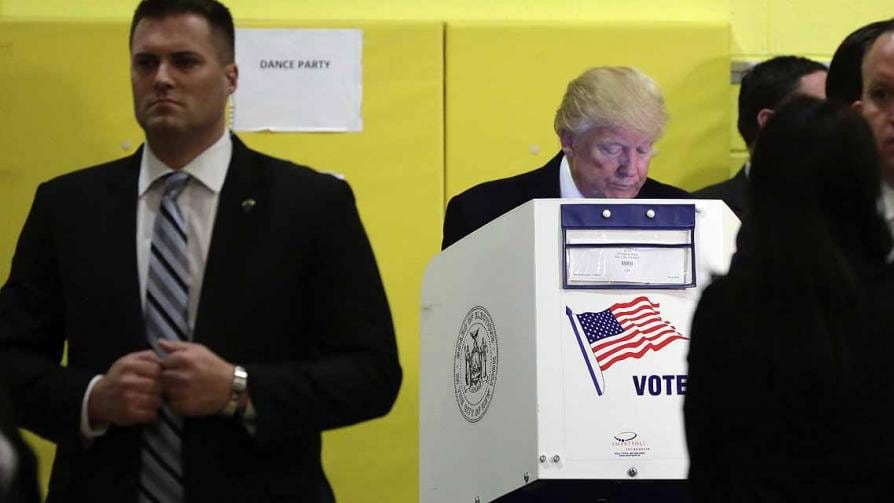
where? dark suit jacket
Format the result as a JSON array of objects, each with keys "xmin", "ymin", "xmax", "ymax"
[
  {"xmin": 0, "ymin": 136, "xmax": 402, "ymax": 502},
  {"xmin": 693, "ymin": 166, "xmax": 748, "ymax": 219},
  {"xmin": 442, "ymin": 151, "xmax": 690, "ymax": 249},
  {"xmin": 685, "ymin": 266, "xmax": 894, "ymax": 501}
]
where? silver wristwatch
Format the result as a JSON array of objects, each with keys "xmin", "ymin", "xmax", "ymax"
[{"xmin": 222, "ymin": 365, "xmax": 248, "ymax": 417}]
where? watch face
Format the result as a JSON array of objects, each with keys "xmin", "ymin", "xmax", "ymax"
[{"xmin": 233, "ymin": 366, "xmax": 248, "ymax": 392}]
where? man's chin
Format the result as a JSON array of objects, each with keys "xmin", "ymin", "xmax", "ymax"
[
  {"xmin": 142, "ymin": 118, "xmax": 186, "ymax": 137},
  {"xmin": 605, "ymin": 186, "xmax": 641, "ymax": 199}
]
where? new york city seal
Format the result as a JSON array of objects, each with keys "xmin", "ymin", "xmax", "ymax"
[{"xmin": 454, "ymin": 306, "xmax": 499, "ymax": 423}]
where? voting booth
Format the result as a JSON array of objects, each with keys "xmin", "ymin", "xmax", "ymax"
[{"xmin": 419, "ymin": 199, "xmax": 739, "ymax": 502}]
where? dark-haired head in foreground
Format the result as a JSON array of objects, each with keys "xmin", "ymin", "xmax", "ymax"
[
  {"xmin": 749, "ymin": 96, "xmax": 890, "ymax": 266},
  {"xmin": 747, "ymin": 95, "xmax": 891, "ymax": 370},
  {"xmin": 686, "ymin": 96, "xmax": 894, "ymax": 501}
]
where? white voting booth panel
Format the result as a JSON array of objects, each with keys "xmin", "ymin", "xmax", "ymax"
[{"xmin": 420, "ymin": 199, "xmax": 739, "ymax": 503}]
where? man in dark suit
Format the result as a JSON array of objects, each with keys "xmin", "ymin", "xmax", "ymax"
[
  {"xmin": 0, "ymin": 1, "xmax": 401, "ymax": 502},
  {"xmin": 442, "ymin": 66, "xmax": 688, "ymax": 249},
  {"xmin": 694, "ymin": 56, "xmax": 827, "ymax": 218}
]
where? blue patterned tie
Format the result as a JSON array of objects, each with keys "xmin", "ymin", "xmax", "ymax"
[{"xmin": 140, "ymin": 171, "xmax": 189, "ymax": 503}]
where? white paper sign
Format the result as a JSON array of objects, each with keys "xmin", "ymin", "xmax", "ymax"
[
  {"xmin": 566, "ymin": 247, "xmax": 692, "ymax": 286},
  {"xmin": 233, "ymin": 28, "xmax": 362, "ymax": 132}
]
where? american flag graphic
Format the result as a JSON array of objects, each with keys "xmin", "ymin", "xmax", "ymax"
[{"xmin": 568, "ymin": 296, "xmax": 688, "ymax": 373}]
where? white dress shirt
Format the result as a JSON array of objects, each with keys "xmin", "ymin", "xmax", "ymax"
[{"xmin": 80, "ymin": 131, "xmax": 232, "ymax": 438}]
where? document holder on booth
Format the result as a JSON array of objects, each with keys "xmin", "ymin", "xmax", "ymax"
[{"xmin": 562, "ymin": 203, "xmax": 696, "ymax": 289}]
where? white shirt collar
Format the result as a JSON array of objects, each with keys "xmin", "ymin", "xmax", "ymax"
[
  {"xmin": 559, "ymin": 154, "xmax": 584, "ymax": 199},
  {"xmin": 138, "ymin": 131, "xmax": 232, "ymax": 196}
]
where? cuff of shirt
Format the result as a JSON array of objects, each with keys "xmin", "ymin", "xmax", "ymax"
[{"xmin": 80, "ymin": 375, "xmax": 110, "ymax": 439}]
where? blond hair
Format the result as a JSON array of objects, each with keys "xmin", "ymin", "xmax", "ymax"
[{"xmin": 554, "ymin": 66, "xmax": 667, "ymax": 138}]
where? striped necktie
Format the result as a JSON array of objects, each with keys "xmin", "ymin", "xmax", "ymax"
[{"xmin": 140, "ymin": 171, "xmax": 190, "ymax": 503}]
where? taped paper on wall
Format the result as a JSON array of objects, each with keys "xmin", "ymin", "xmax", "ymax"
[{"xmin": 233, "ymin": 28, "xmax": 363, "ymax": 132}]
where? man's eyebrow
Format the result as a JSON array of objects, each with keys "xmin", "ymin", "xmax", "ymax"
[
  {"xmin": 868, "ymin": 72, "xmax": 894, "ymax": 85},
  {"xmin": 132, "ymin": 49, "xmax": 203, "ymax": 57}
]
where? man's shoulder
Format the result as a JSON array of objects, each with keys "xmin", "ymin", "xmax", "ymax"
[
  {"xmin": 692, "ymin": 169, "xmax": 748, "ymax": 217},
  {"xmin": 441, "ymin": 158, "xmax": 558, "ymax": 249},
  {"xmin": 449, "ymin": 160, "xmax": 558, "ymax": 209},
  {"xmin": 234, "ymin": 142, "xmax": 355, "ymax": 214},
  {"xmin": 38, "ymin": 153, "xmax": 140, "ymax": 195},
  {"xmin": 452, "ymin": 170, "xmax": 531, "ymax": 205},
  {"xmin": 638, "ymin": 177, "xmax": 690, "ymax": 198},
  {"xmin": 239, "ymin": 141, "xmax": 344, "ymax": 186},
  {"xmin": 693, "ymin": 177, "xmax": 736, "ymax": 199},
  {"xmin": 694, "ymin": 167, "xmax": 747, "ymax": 199}
]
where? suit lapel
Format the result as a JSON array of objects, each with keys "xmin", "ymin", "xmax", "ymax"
[
  {"xmin": 100, "ymin": 150, "xmax": 146, "ymax": 351},
  {"xmin": 193, "ymin": 137, "xmax": 262, "ymax": 346}
]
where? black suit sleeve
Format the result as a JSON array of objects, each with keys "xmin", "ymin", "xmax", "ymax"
[
  {"xmin": 441, "ymin": 186, "xmax": 510, "ymax": 250},
  {"xmin": 245, "ymin": 179, "xmax": 401, "ymax": 447},
  {"xmin": 442, "ymin": 195, "xmax": 470, "ymax": 250},
  {"xmin": 0, "ymin": 183, "xmax": 94, "ymax": 444}
]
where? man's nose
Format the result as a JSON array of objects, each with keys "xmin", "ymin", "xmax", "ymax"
[
  {"xmin": 153, "ymin": 61, "xmax": 174, "ymax": 89},
  {"xmin": 616, "ymin": 150, "xmax": 634, "ymax": 175}
]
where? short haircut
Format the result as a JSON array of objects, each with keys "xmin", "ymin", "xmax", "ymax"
[
  {"xmin": 737, "ymin": 56, "xmax": 827, "ymax": 148},
  {"xmin": 554, "ymin": 67, "xmax": 667, "ymax": 139},
  {"xmin": 826, "ymin": 18, "xmax": 894, "ymax": 104},
  {"xmin": 129, "ymin": 0, "xmax": 235, "ymax": 64}
]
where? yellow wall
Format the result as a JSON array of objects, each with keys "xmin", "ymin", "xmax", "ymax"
[
  {"xmin": 4, "ymin": 0, "xmax": 891, "ymax": 176},
  {"xmin": 2, "ymin": 0, "xmax": 728, "ymax": 21},
  {"xmin": 444, "ymin": 22, "xmax": 729, "ymax": 198}
]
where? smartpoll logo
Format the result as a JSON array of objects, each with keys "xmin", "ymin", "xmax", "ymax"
[
  {"xmin": 565, "ymin": 296, "xmax": 688, "ymax": 396},
  {"xmin": 611, "ymin": 431, "xmax": 651, "ymax": 458}
]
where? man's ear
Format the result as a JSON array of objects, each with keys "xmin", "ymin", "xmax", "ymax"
[
  {"xmin": 226, "ymin": 63, "xmax": 239, "ymax": 95},
  {"xmin": 852, "ymin": 100, "xmax": 864, "ymax": 113},
  {"xmin": 756, "ymin": 108, "xmax": 775, "ymax": 130},
  {"xmin": 559, "ymin": 131, "xmax": 575, "ymax": 156}
]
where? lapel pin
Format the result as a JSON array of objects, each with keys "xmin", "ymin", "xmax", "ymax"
[{"xmin": 241, "ymin": 198, "xmax": 256, "ymax": 213}]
